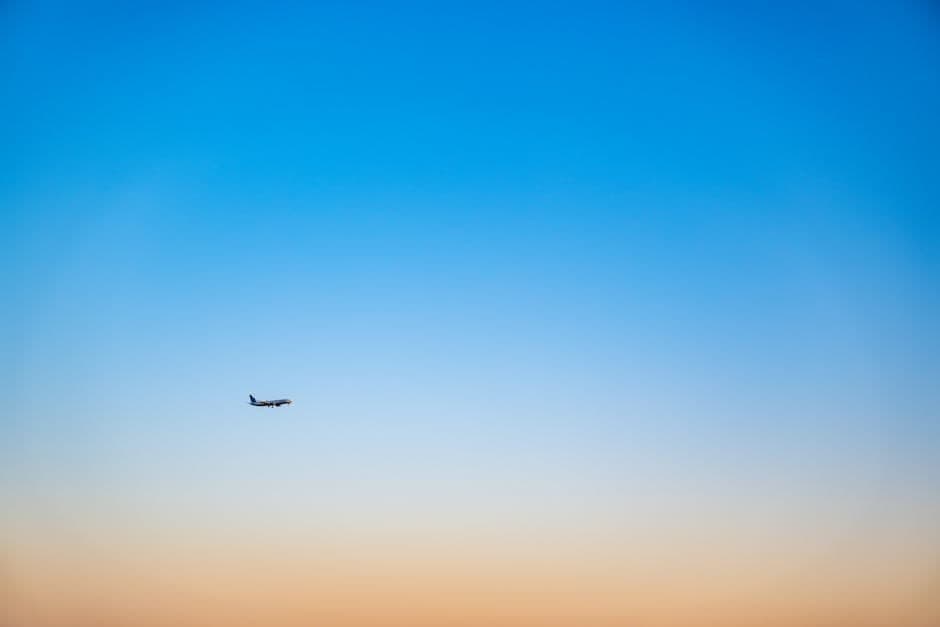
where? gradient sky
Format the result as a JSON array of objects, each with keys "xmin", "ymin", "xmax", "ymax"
[{"xmin": 3, "ymin": 2, "xmax": 940, "ymax": 626}]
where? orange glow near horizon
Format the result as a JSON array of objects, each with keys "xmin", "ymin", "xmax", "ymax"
[{"xmin": 5, "ymin": 526, "xmax": 938, "ymax": 627}]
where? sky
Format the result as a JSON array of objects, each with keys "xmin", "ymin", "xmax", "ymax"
[{"xmin": 3, "ymin": 2, "xmax": 940, "ymax": 626}]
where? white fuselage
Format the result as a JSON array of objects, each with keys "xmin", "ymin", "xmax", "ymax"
[{"xmin": 250, "ymin": 398, "xmax": 292, "ymax": 407}]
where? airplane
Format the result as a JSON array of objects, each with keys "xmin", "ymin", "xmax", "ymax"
[{"xmin": 249, "ymin": 394, "xmax": 292, "ymax": 408}]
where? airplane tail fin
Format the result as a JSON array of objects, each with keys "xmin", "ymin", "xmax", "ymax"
[{"xmin": 250, "ymin": 394, "xmax": 256, "ymax": 403}]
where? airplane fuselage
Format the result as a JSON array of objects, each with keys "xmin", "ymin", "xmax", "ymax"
[{"xmin": 249, "ymin": 395, "xmax": 292, "ymax": 407}]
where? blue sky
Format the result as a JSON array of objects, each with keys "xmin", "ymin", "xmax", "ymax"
[{"xmin": 3, "ymin": 3, "xmax": 939, "ymax": 606}]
